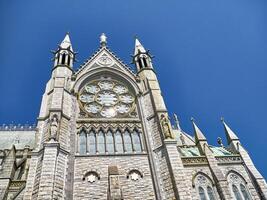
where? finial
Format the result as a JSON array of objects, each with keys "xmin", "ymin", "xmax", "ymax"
[
  {"xmin": 220, "ymin": 117, "xmax": 224, "ymax": 122},
  {"xmin": 100, "ymin": 33, "xmax": 107, "ymax": 47},
  {"xmin": 190, "ymin": 117, "xmax": 195, "ymax": 122},
  {"xmin": 173, "ymin": 114, "xmax": 181, "ymax": 130}
]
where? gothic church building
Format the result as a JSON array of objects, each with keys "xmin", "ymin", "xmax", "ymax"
[{"xmin": 0, "ymin": 33, "xmax": 266, "ymax": 200}]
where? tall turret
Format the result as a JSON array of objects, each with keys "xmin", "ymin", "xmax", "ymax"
[
  {"xmin": 132, "ymin": 37, "xmax": 153, "ymax": 72},
  {"xmin": 52, "ymin": 33, "xmax": 76, "ymax": 69}
]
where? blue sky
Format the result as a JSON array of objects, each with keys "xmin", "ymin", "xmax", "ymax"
[{"xmin": 0, "ymin": 1, "xmax": 266, "ymax": 178}]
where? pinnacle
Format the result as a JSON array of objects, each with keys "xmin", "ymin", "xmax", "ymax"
[
  {"xmin": 221, "ymin": 119, "xmax": 239, "ymax": 144},
  {"xmin": 134, "ymin": 37, "xmax": 146, "ymax": 55},
  {"xmin": 191, "ymin": 119, "xmax": 207, "ymax": 143},
  {"xmin": 60, "ymin": 33, "xmax": 73, "ymax": 51}
]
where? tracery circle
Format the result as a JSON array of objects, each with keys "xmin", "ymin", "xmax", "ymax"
[{"xmin": 79, "ymin": 79, "xmax": 135, "ymax": 118}]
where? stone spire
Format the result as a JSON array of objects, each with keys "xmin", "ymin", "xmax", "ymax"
[
  {"xmin": 191, "ymin": 118, "xmax": 207, "ymax": 143},
  {"xmin": 132, "ymin": 36, "xmax": 153, "ymax": 71},
  {"xmin": 221, "ymin": 118, "xmax": 239, "ymax": 145},
  {"xmin": 134, "ymin": 37, "xmax": 146, "ymax": 55},
  {"xmin": 100, "ymin": 33, "xmax": 107, "ymax": 47},
  {"xmin": 59, "ymin": 32, "xmax": 73, "ymax": 51}
]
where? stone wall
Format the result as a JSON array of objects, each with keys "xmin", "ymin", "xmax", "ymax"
[{"xmin": 73, "ymin": 154, "xmax": 155, "ymax": 199}]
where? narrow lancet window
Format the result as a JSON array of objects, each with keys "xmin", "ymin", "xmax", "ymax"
[
  {"xmin": 79, "ymin": 130, "xmax": 86, "ymax": 154},
  {"xmin": 106, "ymin": 130, "xmax": 114, "ymax": 153},
  {"xmin": 61, "ymin": 53, "xmax": 66, "ymax": 65},
  {"xmin": 240, "ymin": 184, "xmax": 250, "ymax": 200},
  {"xmin": 124, "ymin": 130, "xmax": 133, "ymax": 153},
  {"xmin": 88, "ymin": 130, "xmax": 96, "ymax": 154},
  {"xmin": 115, "ymin": 130, "xmax": 123, "ymax": 153},
  {"xmin": 132, "ymin": 131, "xmax": 142, "ymax": 152},
  {"xmin": 198, "ymin": 186, "xmax": 207, "ymax": 200},
  {"xmin": 232, "ymin": 185, "xmax": 242, "ymax": 200},
  {"xmin": 97, "ymin": 130, "xmax": 105, "ymax": 153},
  {"xmin": 207, "ymin": 186, "xmax": 215, "ymax": 200}
]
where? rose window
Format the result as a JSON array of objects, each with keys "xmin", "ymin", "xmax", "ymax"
[{"xmin": 79, "ymin": 79, "xmax": 136, "ymax": 118}]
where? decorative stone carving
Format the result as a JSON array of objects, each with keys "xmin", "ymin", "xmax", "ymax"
[
  {"xmin": 97, "ymin": 55, "xmax": 113, "ymax": 66},
  {"xmin": 160, "ymin": 114, "xmax": 174, "ymax": 139},
  {"xmin": 87, "ymin": 174, "xmax": 96, "ymax": 183},
  {"xmin": 49, "ymin": 116, "xmax": 58, "ymax": 141}
]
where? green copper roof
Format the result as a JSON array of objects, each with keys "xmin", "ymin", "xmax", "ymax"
[
  {"xmin": 210, "ymin": 146, "xmax": 233, "ymax": 156},
  {"xmin": 180, "ymin": 146, "xmax": 201, "ymax": 157}
]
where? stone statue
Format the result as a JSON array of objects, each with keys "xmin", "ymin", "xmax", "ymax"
[
  {"xmin": 180, "ymin": 133, "xmax": 185, "ymax": 145},
  {"xmin": 50, "ymin": 116, "xmax": 58, "ymax": 141},
  {"xmin": 160, "ymin": 114, "xmax": 174, "ymax": 139}
]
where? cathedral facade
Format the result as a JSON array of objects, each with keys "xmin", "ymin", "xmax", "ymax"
[{"xmin": 0, "ymin": 33, "xmax": 266, "ymax": 200}]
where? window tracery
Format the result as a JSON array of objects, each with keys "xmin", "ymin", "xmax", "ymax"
[
  {"xmin": 78, "ymin": 129, "xmax": 143, "ymax": 155},
  {"xmin": 78, "ymin": 78, "xmax": 137, "ymax": 118},
  {"xmin": 193, "ymin": 173, "xmax": 216, "ymax": 200},
  {"xmin": 228, "ymin": 172, "xmax": 251, "ymax": 200}
]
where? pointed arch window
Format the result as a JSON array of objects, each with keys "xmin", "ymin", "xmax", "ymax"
[
  {"xmin": 132, "ymin": 130, "xmax": 142, "ymax": 152},
  {"xmin": 232, "ymin": 185, "xmax": 242, "ymax": 200},
  {"xmin": 79, "ymin": 130, "xmax": 86, "ymax": 154},
  {"xmin": 199, "ymin": 186, "xmax": 207, "ymax": 200},
  {"xmin": 228, "ymin": 172, "xmax": 251, "ymax": 200},
  {"xmin": 124, "ymin": 130, "xmax": 133, "ymax": 153},
  {"xmin": 106, "ymin": 130, "xmax": 114, "ymax": 153},
  {"xmin": 61, "ymin": 53, "xmax": 66, "ymax": 65},
  {"xmin": 97, "ymin": 130, "xmax": 105, "ymax": 153},
  {"xmin": 115, "ymin": 130, "xmax": 123, "ymax": 153},
  {"xmin": 194, "ymin": 174, "xmax": 217, "ymax": 200},
  {"xmin": 240, "ymin": 184, "xmax": 251, "ymax": 200},
  {"xmin": 137, "ymin": 58, "xmax": 143, "ymax": 69},
  {"xmin": 143, "ymin": 57, "xmax": 148, "ymax": 67},
  {"xmin": 88, "ymin": 130, "xmax": 96, "ymax": 154},
  {"xmin": 67, "ymin": 55, "xmax": 70, "ymax": 66}
]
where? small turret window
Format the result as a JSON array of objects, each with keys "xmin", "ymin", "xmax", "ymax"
[
  {"xmin": 143, "ymin": 57, "xmax": 148, "ymax": 67},
  {"xmin": 61, "ymin": 53, "xmax": 66, "ymax": 65},
  {"xmin": 137, "ymin": 58, "xmax": 143, "ymax": 69}
]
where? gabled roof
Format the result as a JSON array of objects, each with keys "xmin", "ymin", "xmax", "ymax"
[{"xmin": 75, "ymin": 46, "xmax": 136, "ymax": 77}]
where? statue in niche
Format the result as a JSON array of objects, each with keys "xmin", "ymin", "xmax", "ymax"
[
  {"xmin": 160, "ymin": 114, "xmax": 174, "ymax": 139},
  {"xmin": 50, "ymin": 116, "xmax": 58, "ymax": 141}
]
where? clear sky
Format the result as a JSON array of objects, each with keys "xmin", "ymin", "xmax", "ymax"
[{"xmin": 0, "ymin": 1, "xmax": 266, "ymax": 178}]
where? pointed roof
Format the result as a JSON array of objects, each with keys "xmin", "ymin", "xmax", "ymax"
[
  {"xmin": 221, "ymin": 118, "xmax": 239, "ymax": 145},
  {"xmin": 59, "ymin": 33, "xmax": 73, "ymax": 51},
  {"xmin": 134, "ymin": 37, "xmax": 146, "ymax": 55},
  {"xmin": 191, "ymin": 118, "xmax": 207, "ymax": 143}
]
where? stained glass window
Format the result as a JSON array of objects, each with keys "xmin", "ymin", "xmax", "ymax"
[
  {"xmin": 115, "ymin": 130, "xmax": 124, "ymax": 153},
  {"xmin": 79, "ymin": 130, "xmax": 86, "ymax": 154}
]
